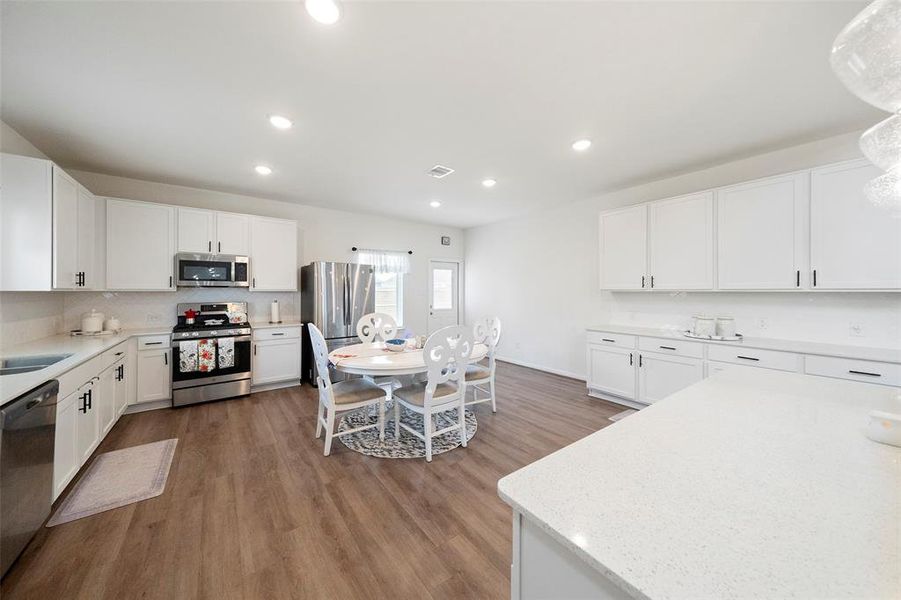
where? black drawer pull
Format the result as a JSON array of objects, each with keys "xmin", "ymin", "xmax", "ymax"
[
  {"xmin": 737, "ymin": 355, "xmax": 759, "ymax": 362},
  {"xmin": 601, "ymin": 338, "xmax": 615, "ymax": 343},
  {"xmin": 271, "ymin": 332, "xmax": 285, "ymax": 336},
  {"xmin": 144, "ymin": 341, "xmax": 163, "ymax": 345},
  {"xmin": 848, "ymin": 370, "xmax": 881, "ymax": 377},
  {"xmin": 659, "ymin": 345, "xmax": 676, "ymax": 351}
]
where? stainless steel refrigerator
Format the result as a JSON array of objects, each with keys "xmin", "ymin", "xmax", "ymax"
[{"xmin": 301, "ymin": 261, "xmax": 375, "ymax": 384}]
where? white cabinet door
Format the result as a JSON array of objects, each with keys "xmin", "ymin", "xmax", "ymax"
[
  {"xmin": 599, "ymin": 205, "xmax": 647, "ymax": 290},
  {"xmin": 76, "ymin": 383, "xmax": 100, "ymax": 465},
  {"xmin": 107, "ymin": 199, "xmax": 175, "ymax": 290},
  {"xmin": 252, "ymin": 339, "xmax": 301, "ymax": 386},
  {"xmin": 98, "ymin": 364, "xmax": 117, "ymax": 436},
  {"xmin": 116, "ymin": 360, "xmax": 129, "ymax": 416},
  {"xmin": 52, "ymin": 166, "xmax": 80, "ymax": 289},
  {"xmin": 53, "ymin": 390, "xmax": 79, "ymax": 500},
  {"xmin": 637, "ymin": 352, "xmax": 703, "ymax": 404},
  {"xmin": 586, "ymin": 345, "xmax": 636, "ymax": 399},
  {"xmin": 136, "ymin": 349, "xmax": 172, "ymax": 403},
  {"xmin": 0, "ymin": 153, "xmax": 53, "ymax": 291},
  {"xmin": 811, "ymin": 160, "xmax": 901, "ymax": 290},
  {"xmin": 177, "ymin": 207, "xmax": 215, "ymax": 253},
  {"xmin": 716, "ymin": 173, "xmax": 808, "ymax": 289},
  {"xmin": 76, "ymin": 186, "xmax": 98, "ymax": 289},
  {"xmin": 649, "ymin": 192, "xmax": 713, "ymax": 289},
  {"xmin": 250, "ymin": 216, "xmax": 297, "ymax": 291},
  {"xmin": 216, "ymin": 212, "xmax": 251, "ymax": 255}
]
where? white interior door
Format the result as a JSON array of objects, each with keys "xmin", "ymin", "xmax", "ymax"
[{"xmin": 428, "ymin": 260, "xmax": 460, "ymax": 334}]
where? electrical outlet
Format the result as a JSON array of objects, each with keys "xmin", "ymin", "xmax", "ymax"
[
  {"xmin": 146, "ymin": 313, "xmax": 161, "ymax": 324},
  {"xmin": 757, "ymin": 318, "xmax": 768, "ymax": 331},
  {"xmin": 849, "ymin": 322, "xmax": 864, "ymax": 337}
]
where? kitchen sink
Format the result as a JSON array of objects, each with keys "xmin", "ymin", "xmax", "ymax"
[{"xmin": 0, "ymin": 354, "xmax": 73, "ymax": 376}]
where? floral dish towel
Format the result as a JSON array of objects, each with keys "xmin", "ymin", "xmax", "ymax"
[
  {"xmin": 218, "ymin": 337, "xmax": 234, "ymax": 369},
  {"xmin": 179, "ymin": 340, "xmax": 198, "ymax": 373},
  {"xmin": 198, "ymin": 338, "xmax": 217, "ymax": 372}
]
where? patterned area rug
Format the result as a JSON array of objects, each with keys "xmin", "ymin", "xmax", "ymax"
[
  {"xmin": 48, "ymin": 439, "xmax": 177, "ymax": 526},
  {"xmin": 338, "ymin": 403, "xmax": 477, "ymax": 459}
]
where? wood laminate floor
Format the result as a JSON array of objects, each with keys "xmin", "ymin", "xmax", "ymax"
[{"xmin": 1, "ymin": 361, "xmax": 623, "ymax": 600}]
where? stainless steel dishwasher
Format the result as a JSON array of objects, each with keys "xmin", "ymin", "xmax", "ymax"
[{"xmin": 0, "ymin": 380, "xmax": 58, "ymax": 577}]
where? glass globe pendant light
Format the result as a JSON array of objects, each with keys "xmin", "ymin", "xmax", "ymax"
[{"xmin": 831, "ymin": 0, "xmax": 901, "ymax": 211}]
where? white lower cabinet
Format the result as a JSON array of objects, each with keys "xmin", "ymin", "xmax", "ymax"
[
  {"xmin": 252, "ymin": 326, "xmax": 301, "ymax": 386},
  {"xmin": 586, "ymin": 345, "xmax": 636, "ymax": 400},
  {"xmin": 136, "ymin": 347, "xmax": 172, "ymax": 403},
  {"xmin": 53, "ymin": 391, "xmax": 79, "ymax": 500},
  {"xmin": 637, "ymin": 352, "xmax": 704, "ymax": 404},
  {"xmin": 75, "ymin": 380, "xmax": 100, "ymax": 466}
]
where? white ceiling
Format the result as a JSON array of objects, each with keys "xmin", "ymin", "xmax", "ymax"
[{"xmin": 0, "ymin": 1, "xmax": 880, "ymax": 228}]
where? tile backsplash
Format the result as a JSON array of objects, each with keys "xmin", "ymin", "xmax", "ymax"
[
  {"xmin": 0, "ymin": 292, "xmax": 65, "ymax": 349},
  {"xmin": 63, "ymin": 289, "xmax": 299, "ymax": 331}
]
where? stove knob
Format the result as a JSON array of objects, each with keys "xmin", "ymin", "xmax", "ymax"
[{"xmin": 192, "ymin": 332, "xmax": 199, "ymax": 337}]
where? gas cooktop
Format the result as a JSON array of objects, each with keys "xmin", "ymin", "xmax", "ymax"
[{"xmin": 172, "ymin": 302, "xmax": 251, "ymax": 340}]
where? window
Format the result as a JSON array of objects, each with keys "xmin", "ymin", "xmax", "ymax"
[{"xmin": 375, "ymin": 270, "xmax": 404, "ymax": 326}]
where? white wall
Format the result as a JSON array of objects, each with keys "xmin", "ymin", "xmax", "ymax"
[{"xmin": 465, "ymin": 130, "xmax": 901, "ymax": 380}]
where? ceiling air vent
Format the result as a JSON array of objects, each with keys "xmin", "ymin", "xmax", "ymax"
[{"xmin": 427, "ymin": 164, "xmax": 455, "ymax": 179}]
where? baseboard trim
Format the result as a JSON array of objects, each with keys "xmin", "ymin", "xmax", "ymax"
[
  {"xmin": 251, "ymin": 380, "xmax": 302, "ymax": 393},
  {"xmin": 587, "ymin": 389, "xmax": 646, "ymax": 410},
  {"xmin": 124, "ymin": 399, "xmax": 171, "ymax": 414},
  {"xmin": 495, "ymin": 356, "xmax": 586, "ymax": 382}
]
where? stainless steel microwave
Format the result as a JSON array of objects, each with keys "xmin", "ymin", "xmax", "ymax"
[{"xmin": 175, "ymin": 253, "xmax": 249, "ymax": 287}]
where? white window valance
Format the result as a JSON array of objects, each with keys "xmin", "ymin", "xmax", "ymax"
[{"xmin": 356, "ymin": 249, "xmax": 411, "ymax": 274}]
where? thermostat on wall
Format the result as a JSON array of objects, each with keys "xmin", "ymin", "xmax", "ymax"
[{"xmin": 441, "ymin": 236, "xmax": 451, "ymax": 246}]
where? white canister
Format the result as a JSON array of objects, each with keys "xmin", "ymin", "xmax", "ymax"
[
  {"xmin": 692, "ymin": 315, "xmax": 716, "ymax": 337},
  {"xmin": 716, "ymin": 316, "xmax": 736, "ymax": 338},
  {"xmin": 81, "ymin": 309, "xmax": 104, "ymax": 333},
  {"xmin": 104, "ymin": 316, "xmax": 121, "ymax": 332}
]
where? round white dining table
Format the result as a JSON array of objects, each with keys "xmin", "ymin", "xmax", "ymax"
[{"xmin": 329, "ymin": 341, "xmax": 488, "ymax": 376}]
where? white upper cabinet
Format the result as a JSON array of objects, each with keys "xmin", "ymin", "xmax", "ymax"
[
  {"xmin": 216, "ymin": 212, "xmax": 250, "ymax": 255},
  {"xmin": 250, "ymin": 216, "xmax": 297, "ymax": 291},
  {"xmin": 76, "ymin": 186, "xmax": 99, "ymax": 289},
  {"xmin": 648, "ymin": 192, "xmax": 714, "ymax": 290},
  {"xmin": 177, "ymin": 206, "xmax": 215, "ymax": 253},
  {"xmin": 52, "ymin": 167, "xmax": 80, "ymax": 289},
  {"xmin": 107, "ymin": 199, "xmax": 175, "ymax": 290},
  {"xmin": 599, "ymin": 205, "xmax": 648, "ymax": 290},
  {"xmin": 1, "ymin": 154, "xmax": 53, "ymax": 291},
  {"xmin": 811, "ymin": 160, "xmax": 901, "ymax": 290},
  {"xmin": 176, "ymin": 208, "xmax": 250, "ymax": 255},
  {"xmin": 716, "ymin": 173, "xmax": 808, "ymax": 290}
]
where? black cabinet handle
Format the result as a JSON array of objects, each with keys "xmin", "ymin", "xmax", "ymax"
[
  {"xmin": 144, "ymin": 341, "xmax": 163, "ymax": 345},
  {"xmin": 254, "ymin": 344, "xmax": 257, "ymax": 356},
  {"xmin": 86, "ymin": 389, "xmax": 93, "ymax": 410},
  {"xmin": 812, "ymin": 269, "xmax": 817, "ymax": 287},
  {"xmin": 164, "ymin": 352, "xmax": 168, "ymax": 366},
  {"xmin": 796, "ymin": 270, "xmax": 800, "ymax": 287},
  {"xmin": 650, "ymin": 275, "xmax": 655, "ymax": 288},
  {"xmin": 252, "ymin": 277, "xmax": 256, "ymax": 288},
  {"xmin": 737, "ymin": 355, "xmax": 760, "ymax": 362},
  {"xmin": 629, "ymin": 352, "xmax": 633, "ymax": 366},
  {"xmin": 601, "ymin": 338, "xmax": 615, "ymax": 343},
  {"xmin": 638, "ymin": 354, "xmax": 643, "ymax": 367},
  {"xmin": 641, "ymin": 275, "xmax": 645, "ymax": 288},
  {"xmin": 79, "ymin": 393, "xmax": 88, "ymax": 413},
  {"xmin": 218, "ymin": 241, "xmax": 221, "ymax": 253},
  {"xmin": 208, "ymin": 240, "xmax": 212, "ymax": 252},
  {"xmin": 659, "ymin": 345, "xmax": 676, "ymax": 351},
  {"xmin": 169, "ymin": 275, "xmax": 173, "ymax": 287},
  {"xmin": 848, "ymin": 370, "xmax": 881, "ymax": 377},
  {"xmin": 115, "ymin": 351, "xmax": 124, "ymax": 356}
]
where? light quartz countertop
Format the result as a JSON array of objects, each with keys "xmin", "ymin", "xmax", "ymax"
[
  {"xmin": 0, "ymin": 328, "xmax": 171, "ymax": 406},
  {"xmin": 498, "ymin": 369, "xmax": 901, "ymax": 599},
  {"xmin": 250, "ymin": 320, "xmax": 302, "ymax": 330},
  {"xmin": 588, "ymin": 323, "xmax": 901, "ymax": 363}
]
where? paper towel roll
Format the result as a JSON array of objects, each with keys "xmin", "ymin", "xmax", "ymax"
[{"xmin": 270, "ymin": 300, "xmax": 280, "ymax": 323}]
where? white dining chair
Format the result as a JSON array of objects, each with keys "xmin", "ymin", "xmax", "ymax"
[
  {"xmin": 466, "ymin": 317, "xmax": 501, "ymax": 412},
  {"xmin": 356, "ymin": 312, "xmax": 398, "ymax": 343},
  {"xmin": 356, "ymin": 312, "xmax": 401, "ymax": 394},
  {"xmin": 309, "ymin": 323, "xmax": 388, "ymax": 456},
  {"xmin": 393, "ymin": 325, "xmax": 473, "ymax": 462}
]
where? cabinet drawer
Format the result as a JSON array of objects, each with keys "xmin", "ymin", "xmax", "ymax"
[
  {"xmin": 586, "ymin": 331, "xmax": 636, "ymax": 349},
  {"xmin": 57, "ymin": 354, "xmax": 103, "ymax": 400},
  {"xmin": 639, "ymin": 337, "xmax": 703, "ymax": 359},
  {"xmin": 804, "ymin": 355, "xmax": 901, "ymax": 387},
  {"xmin": 137, "ymin": 334, "xmax": 171, "ymax": 350},
  {"xmin": 253, "ymin": 326, "xmax": 301, "ymax": 341},
  {"xmin": 101, "ymin": 341, "xmax": 128, "ymax": 368},
  {"xmin": 707, "ymin": 345, "xmax": 799, "ymax": 372}
]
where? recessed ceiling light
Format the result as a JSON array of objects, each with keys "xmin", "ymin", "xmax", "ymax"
[
  {"xmin": 269, "ymin": 115, "xmax": 293, "ymax": 130},
  {"xmin": 305, "ymin": 0, "xmax": 341, "ymax": 25},
  {"xmin": 482, "ymin": 178, "xmax": 497, "ymax": 188},
  {"xmin": 572, "ymin": 139, "xmax": 592, "ymax": 151},
  {"xmin": 255, "ymin": 165, "xmax": 273, "ymax": 176},
  {"xmin": 430, "ymin": 200, "xmax": 442, "ymax": 208}
]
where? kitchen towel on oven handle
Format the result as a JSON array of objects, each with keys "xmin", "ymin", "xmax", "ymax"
[
  {"xmin": 198, "ymin": 338, "xmax": 217, "ymax": 372},
  {"xmin": 179, "ymin": 340, "xmax": 199, "ymax": 372},
  {"xmin": 218, "ymin": 337, "xmax": 235, "ymax": 369}
]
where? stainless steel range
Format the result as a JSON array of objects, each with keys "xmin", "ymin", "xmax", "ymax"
[{"xmin": 170, "ymin": 302, "xmax": 252, "ymax": 407}]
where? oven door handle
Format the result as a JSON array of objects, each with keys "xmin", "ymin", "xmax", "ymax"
[{"xmin": 172, "ymin": 335, "xmax": 252, "ymax": 346}]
